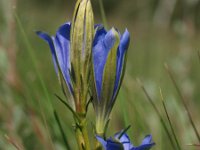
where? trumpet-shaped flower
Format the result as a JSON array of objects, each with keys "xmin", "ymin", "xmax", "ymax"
[
  {"xmin": 91, "ymin": 26, "xmax": 130, "ymax": 134},
  {"xmin": 96, "ymin": 131, "xmax": 155, "ymax": 150},
  {"xmin": 36, "ymin": 22, "xmax": 73, "ymax": 99}
]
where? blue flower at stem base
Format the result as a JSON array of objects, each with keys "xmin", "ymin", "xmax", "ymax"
[{"xmin": 96, "ymin": 131, "xmax": 155, "ymax": 150}]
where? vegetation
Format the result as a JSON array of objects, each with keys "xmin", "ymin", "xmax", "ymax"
[{"xmin": 0, "ymin": 0, "xmax": 200, "ymax": 149}]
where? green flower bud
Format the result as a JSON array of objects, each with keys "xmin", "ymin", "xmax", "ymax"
[{"xmin": 70, "ymin": 0, "xmax": 94, "ymax": 113}]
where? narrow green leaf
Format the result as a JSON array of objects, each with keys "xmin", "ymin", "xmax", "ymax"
[
  {"xmin": 187, "ymin": 144, "xmax": 200, "ymax": 146},
  {"xmin": 118, "ymin": 125, "xmax": 131, "ymax": 139},
  {"xmin": 15, "ymin": 14, "xmax": 55, "ymax": 150},
  {"xmin": 165, "ymin": 64, "xmax": 200, "ymax": 143},
  {"xmin": 103, "ymin": 119, "xmax": 110, "ymax": 139},
  {"xmin": 138, "ymin": 79, "xmax": 177, "ymax": 150},
  {"xmin": 98, "ymin": 0, "xmax": 108, "ymax": 29},
  {"xmin": 90, "ymin": 58, "xmax": 99, "ymax": 109},
  {"xmin": 85, "ymin": 96, "xmax": 93, "ymax": 113},
  {"xmin": 54, "ymin": 110, "xmax": 71, "ymax": 150},
  {"xmin": 159, "ymin": 88, "xmax": 182, "ymax": 150},
  {"xmin": 55, "ymin": 94, "xmax": 81, "ymax": 123}
]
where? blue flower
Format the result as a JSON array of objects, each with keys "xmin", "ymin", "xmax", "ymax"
[
  {"xmin": 91, "ymin": 26, "xmax": 130, "ymax": 134},
  {"xmin": 96, "ymin": 131, "xmax": 155, "ymax": 150},
  {"xmin": 36, "ymin": 22, "xmax": 73, "ymax": 95}
]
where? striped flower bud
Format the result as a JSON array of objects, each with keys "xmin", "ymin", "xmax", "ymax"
[{"xmin": 91, "ymin": 25, "xmax": 130, "ymax": 134}]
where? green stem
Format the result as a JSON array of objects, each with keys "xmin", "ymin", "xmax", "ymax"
[
  {"xmin": 75, "ymin": 126, "xmax": 85, "ymax": 150},
  {"xmin": 94, "ymin": 138, "xmax": 103, "ymax": 150},
  {"xmin": 75, "ymin": 115, "xmax": 91, "ymax": 150},
  {"xmin": 95, "ymin": 117, "xmax": 105, "ymax": 150},
  {"xmin": 81, "ymin": 118, "xmax": 90, "ymax": 150}
]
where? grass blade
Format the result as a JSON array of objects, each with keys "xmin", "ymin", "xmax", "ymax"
[
  {"xmin": 165, "ymin": 64, "xmax": 200, "ymax": 143},
  {"xmin": 54, "ymin": 94, "xmax": 80, "ymax": 122},
  {"xmin": 15, "ymin": 14, "xmax": 55, "ymax": 150},
  {"xmin": 119, "ymin": 91, "xmax": 130, "ymax": 129},
  {"xmin": 187, "ymin": 144, "xmax": 200, "ymax": 146},
  {"xmin": 15, "ymin": 14, "xmax": 53, "ymax": 111},
  {"xmin": 159, "ymin": 88, "xmax": 181, "ymax": 150},
  {"xmin": 98, "ymin": 0, "xmax": 108, "ymax": 29},
  {"xmin": 54, "ymin": 110, "xmax": 71, "ymax": 150},
  {"xmin": 5, "ymin": 135, "xmax": 24, "ymax": 150},
  {"xmin": 137, "ymin": 79, "xmax": 176, "ymax": 149}
]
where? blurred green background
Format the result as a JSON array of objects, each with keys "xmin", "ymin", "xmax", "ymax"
[{"xmin": 0, "ymin": 0, "xmax": 200, "ymax": 149}]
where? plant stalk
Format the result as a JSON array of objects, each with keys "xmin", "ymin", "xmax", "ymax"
[
  {"xmin": 75, "ymin": 115, "xmax": 91, "ymax": 150},
  {"xmin": 94, "ymin": 138, "xmax": 103, "ymax": 150}
]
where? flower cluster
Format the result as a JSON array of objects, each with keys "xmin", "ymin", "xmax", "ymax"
[{"xmin": 37, "ymin": 0, "xmax": 155, "ymax": 150}]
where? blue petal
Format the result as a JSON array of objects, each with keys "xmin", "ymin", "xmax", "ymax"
[
  {"xmin": 119, "ymin": 29, "xmax": 130, "ymax": 52},
  {"xmin": 94, "ymin": 24, "xmax": 103, "ymax": 29},
  {"xmin": 120, "ymin": 134, "xmax": 133, "ymax": 150},
  {"xmin": 112, "ymin": 29, "xmax": 130, "ymax": 99},
  {"xmin": 53, "ymin": 22, "xmax": 73, "ymax": 93},
  {"xmin": 103, "ymin": 28, "xmax": 117, "ymax": 51},
  {"xmin": 106, "ymin": 139, "xmax": 124, "ymax": 150},
  {"xmin": 93, "ymin": 28, "xmax": 117, "ymax": 100},
  {"xmin": 99, "ymin": 131, "xmax": 155, "ymax": 150},
  {"xmin": 93, "ymin": 25, "xmax": 106, "ymax": 46},
  {"xmin": 36, "ymin": 22, "xmax": 73, "ymax": 93},
  {"xmin": 55, "ymin": 22, "xmax": 71, "ymax": 72},
  {"xmin": 114, "ymin": 132, "xmax": 130, "ymax": 142},
  {"xmin": 141, "ymin": 135, "xmax": 153, "ymax": 145},
  {"xmin": 56, "ymin": 22, "xmax": 71, "ymax": 40},
  {"xmin": 132, "ymin": 135, "xmax": 155, "ymax": 150},
  {"xmin": 96, "ymin": 136, "xmax": 107, "ymax": 149},
  {"xmin": 36, "ymin": 31, "xmax": 58, "ymax": 73},
  {"xmin": 114, "ymin": 132, "xmax": 133, "ymax": 150}
]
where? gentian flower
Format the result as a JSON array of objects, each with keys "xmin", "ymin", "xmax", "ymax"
[
  {"xmin": 36, "ymin": 22, "xmax": 74, "ymax": 105},
  {"xmin": 37, "ymin": 0, "xmax": 94, "ymax": 114},
  {"xmin": 91, "ymin": 26, "xmax": 130, "ymax": 134},
  {"xmin": 96, "ymin": 131, "xmax": 155, "ymax": 150}
]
